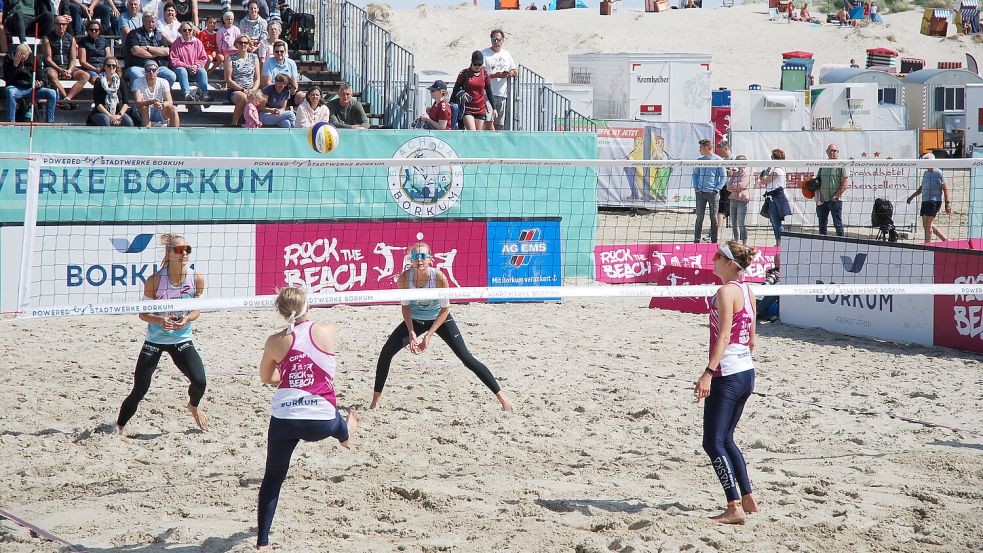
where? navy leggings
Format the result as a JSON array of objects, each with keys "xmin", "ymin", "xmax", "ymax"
[
  {"xmin": 702, "ymin": 369, "xmax": 755, "ymax": 502},
  {"xmin": 117, "ymin": 340, "xmax": 206, "ymax": 428},
  {"xmin": 374, "ymin": 315, "xmax": 502, "ymax": 395},
  {"xmin": 257, "ymin": 416, "xmax": 349, "ymax": 547}
]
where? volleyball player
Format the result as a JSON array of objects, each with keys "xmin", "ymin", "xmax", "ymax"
[
  {"xmin": 370, "ymin": 242, "xmax": 513, "ymax": 411},
  {"xmin": 256, "ymin": 286, "xmax": 358, "ymax": 550},
  {"xmin": 693, "ymin": 240, "xmax": 761, "ymax": 524},
  {"xmin": 117, "ymin": 234, "xmax": 208, "ymax": 434}
]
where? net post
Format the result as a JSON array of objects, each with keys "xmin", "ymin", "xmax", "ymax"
[{"xmin": 17, "ymin": 157, "xmax": 41, "ymax": 317}]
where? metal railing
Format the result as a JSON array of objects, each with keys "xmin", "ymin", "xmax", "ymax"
[{"xmin": 507, "ymin": 65, "xmax": 596, "ymax": 132}]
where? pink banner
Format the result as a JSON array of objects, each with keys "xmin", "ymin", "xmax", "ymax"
[
  {"xmin": 594, "ymin": 243, "xmax": 778, "ymax": 314},
  {"xmin": 933, "ymin": 250, "xmax": 983, "ymax": 354},
  {"xmin": 256, "ymin": 222, "xmax": 488, "ymax": 295},
  {"xmin": 710, "ymin": 106, "xmax": 731, "ymax": 148}
]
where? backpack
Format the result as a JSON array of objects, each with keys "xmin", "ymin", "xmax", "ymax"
[{"xmin": 288, "ymin": 13, "xmax": 316, "ymax": 52}]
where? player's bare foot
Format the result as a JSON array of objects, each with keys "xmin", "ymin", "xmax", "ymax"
[
  {"xmin": 116, "ymin": 424, "xmax": 126, "ymax": 435},
  {"xmin": 340, "ymin": 409, "xmax": 360, "ymax": 449},
  {"xmin": 187, "ymin": 403, "xmax": 208, "ymax": 431},
  {"xmin": 742, "ymin": 494, "xmax": 759, "ymax": 513},
  {"xmin": 710, "ymin": 502, "xmax": 746, "ymax": 524},
  {"xmin": 369, "ymin": 392, "xmax": 382, "ymax": 409},
  {"xmin": 497, "ymin": 391, "xmax": 513, "ymax": 411},
  {"xmin": 256, "ymin": 545, "xmax": 272, "ymax": 551}
]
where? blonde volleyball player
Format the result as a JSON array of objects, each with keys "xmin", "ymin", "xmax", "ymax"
[
  {"xmin": 256, "ymin": 286, "xmax": 359, "ymax": 550},
  {"xmin": 117, "ymin": 234, "xmax": 208, "ymax": 433},
  {"xmin": 370, "ymin": 242, "xmax": 513, "ymax": 411},
  {"xmin": 694, "ymin": 240, "xmax": 761, "ymax": 524}
]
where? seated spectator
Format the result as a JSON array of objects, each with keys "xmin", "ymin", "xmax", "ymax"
[
  {"xmin": 257, "ymin": 19, "xmax": 281, "ymax": 64},
  {"xmin": 87, "ymin": 57, "xmax": 134, "ymax": 126},
  {"xmin": 66, "ymin": 0, "xmax": 117, "ymax": 37},
  {"xmin": 170, "ymin": 21, "xmax": 210, "ymax": 103},
  {"xmin": 158, "ymin": 3, "xmax": 180, "ymax": 45},
  {"xmin": 799, "ymin": 2, "xmax": 815, "ymax": 22},
  {"xmin": 6, "ymin": 0, "xmax": 55, "ymax": 48},
  {"xmin": 131, "ymin": 59, "xmax": 179, "ymax": 127},
  {"xmin": 170, "ymin": 0, "xmax": 197, "ymax": 24},
  {"xmin": 4, "ymin": 43, "xmax": 58, "ymax": 122},
  {"xmin": 835, "ymin": 7, "xmax": 849, "ymax": 25},
  {"xmin": 198, "ymin": 15, "xmax": 224, "ymax": 74},
  {"xmin": 224, "ymin": 34, "xmax": 259, "ymax": 126},
  {"xmin": 295, "ymin": 86, "xmax": 330, "ymax": 128},
  {"xmin": 451, "ymin": 50, "xmax": 494, "ymax": 131},
  {"xmin": 216, "ymin": 10, "xmax": 240, "ymax": 56},
  {"xmin": 413, "ymin": 80, "xmax": 451, "ymax": 130},
  {"xmin": 124, "ymin": 11, "xmax": 176, "ymax": 86},
  {"xmin": 223, "ymin": 0, "xmax": 271, "ymax": 19},
  {"xmin": 259, "ymin": 72, "xmax": 295, "ymax": 127},
  {"xmin": 118, "ymin": 0, "xmax": 142, "ymax": 36},
  {"xmin": 0, "ymin": 1, "xmax": 7, "ymax": 55},
  {"xmin": 261, "ymin": 39, "xmax": 303, "ymax": 103},
  {"xmin": 243, "ymin": 88, "xmax": 265, "ymax": 128},
  {"xmin": 238, "ymin": 0, "xmax": 266, "ymax": 53},
  {"xmin": 78, "ymin": 19, "xmax": 112, "ymax": 79},
  {"xmin": 328, "ymin": 82, "xmax": 368, "ymax": 130},
  {"xmin": 42, "ymin": 15, "xmax": 88, "ymax": 108}
]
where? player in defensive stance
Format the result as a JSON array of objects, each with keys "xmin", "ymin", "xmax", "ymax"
[
  {"xmin": 256, "ymin": 286, "xmax": 359, "ymax": 550},
  {"xmin": 693, "ymin": 240, "xmax": 761, "ymax": 524},
  {"xmin": 370, "ymin": 242, "xmax": 513, "ymax": 411},
  {"xmin": 117, "ymin": 234, "xmax": 208, "ymax": 433}
]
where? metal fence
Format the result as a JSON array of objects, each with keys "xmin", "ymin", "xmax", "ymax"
[{"xmin": 507, "ymin": 65, "xmax": 596, "ymax": 132}]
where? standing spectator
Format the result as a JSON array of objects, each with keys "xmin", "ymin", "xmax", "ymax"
[
  {"xmin": 78, "ymin": 19, "xmax": 112, "ymax": 78},
  {"xmin": 243, "ymin": 88, "xmax": 264, "ymax": 128},
  {"xmin": 118, "ymin": 0, "xmax": 142, "ymax": 37},
  {"xmin": 480, "ymin": 28, "xmax": 516, "ymax": 131},
  {"xmin": 451, "ymin": 50, "xmax": 494, "ymax": 131},
  {"xmin": 328, "ymin": 82, "xmax": 369, "ymax": 129},
  {"xmin": 223, "ymin": 34, "xmax": 259, "ymax": 126},
  {"xmin": 295, "ymin": 86, "xmax": 330, "ymax": 128},
  {"xmin": 716, "ymin": 140, "xmax": 733, "ymax": 239},
  {"xmin": 760, "ymin": 149, "xmax": 793, "ymax": 245},
  {"xmin": 4, "ymin": 43, "xmax": 58, "ymax": 123},
  {"xmin": 814, "ymin": 144, "xmax": 849, "ymax": 236},
  {"xmin": 66, "ymin": 0, "xmax": 116, "ymax": 37},
  {"xmin": 5, "ymin": 0, "xmax": 55, "ymax": 49},
  {"xmin": 216, "ymin": 11, "xmax": 241, "ymax": 57},
  {"xmin": 87, "ymin": 57, "xmax": 134, "ymax": 126},
  {"xmin": 726, "ymin": 155, "xmax": 750, "ymax": 243},
  {"xmin": 170, "ymin": 21, "xmax": 211, "ymax": 103},
  {"xmin": 868, "ymin": 0, "xmax": 881, "ymax": 23},
  {"xmin": 413, "ymin": 80, "xmax": 452, "ymax": 130},
  {"xmin": 158, "ymin": 3, "xmax": 180, "ymax": 45},
  {"xmin": 906, "ymin": 153, "xmax": 951, "ymax": 243},
  {"xmin": 42, "ymin": 16, "xmax": 88, "ymax": 108},
  {"xmin": 238, "ymin": 0, "xmax": 267, "ymax": 53},
  {"xmin": 259, "ymin": 72, "xmax": 295, "ymax": 127},
  {"xmin": 691, "ymin": 139, "xmax": 725, "ymax": 243},
  {"xmin": 124, "ymin": 11, "xmax": 175, "ymax": 86},
  {"xmin": 132, "ymin": 59, "xmax": 179, "ymax": 127},
  {"xmin": 198, "ymin": 16, "xmax": 224, "ymax": 75},
  {"xmin": 257, "ymin": 19, "xmax": 281, "ymax": 64}
]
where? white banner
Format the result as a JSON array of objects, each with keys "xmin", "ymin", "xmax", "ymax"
[
  {"xmin": 26, "ymin": 224, "xmax": 256, "ymax": 309},
  {"xmin": 781, "ymin": 234, "xmax": 935, "ymax": 345},
  {"xmin": 0, "ymin": 226, "xmax": 23, "ymax": 314},
  {"xmin": 596, "ymin": 120, "xmax": 713, "ymax": 208},
  {"xmin": 730, "ymin": 130, "xmax": 919, "ymax": 229}
]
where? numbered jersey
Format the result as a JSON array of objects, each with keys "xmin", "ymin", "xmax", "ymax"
[{"xmin": 271, "ymin": 321, "xmax": 338, "ymax": 420}]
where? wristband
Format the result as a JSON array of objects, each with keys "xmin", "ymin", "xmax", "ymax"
[{"xmin": 704, "ymin": 367, "xmax": 715, "ymax": 375}]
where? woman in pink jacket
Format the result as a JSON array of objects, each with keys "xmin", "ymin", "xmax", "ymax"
[
  {"xmin": 170, "ymin": 22, "xmax": 211, "ymax": 103},
  {"xmin": 726, "ymin": 155, "xmax": 751, "ymax": 244}
]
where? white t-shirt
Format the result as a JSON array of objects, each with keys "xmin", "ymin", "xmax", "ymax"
[
  {"xmin": 766, "ymin": 167, "xmax": 786, "ymax": 192},
  {"xmin": 132, "ymin": 76, "xmax": 168, "ymax": 103},
  {"xmin": 481, "ymin": 47, "xmax": 517, "ymax": 97}
]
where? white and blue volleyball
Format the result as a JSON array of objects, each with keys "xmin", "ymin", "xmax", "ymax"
[{"xmin": 309, "ymin": 122, "xmax": 340, "ymax": 154}]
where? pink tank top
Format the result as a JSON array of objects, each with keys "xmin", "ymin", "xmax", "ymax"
[
  {"xmin": 270, "ymin": 320, "xmax": 338, "ymax": 420},
  {"xmin": 708, "ymin": 281, "xmax": 755, "ymax": 377}
]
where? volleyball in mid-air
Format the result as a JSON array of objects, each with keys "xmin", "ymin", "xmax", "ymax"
[{"xmin": 309, "ymin": 122, "xmax": 340, "ymax": 154}]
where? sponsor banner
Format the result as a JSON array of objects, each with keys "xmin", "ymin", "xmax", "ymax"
[
  {"xmin": 710, "ymin": 107, "xmax": 731, "ymax": 148},
  {"xmin": 595, "ymin": 120, "xmax": 713, "ymax": 209},
  {"xmin": 0, "ymin": 226, "xmax": 23, "ymax": 313},
  {"xmin": 255, "ymin": 221, "xmax": 488, "ymax": 296},
  {"xmin": 970, "ymin": 149, "xmax": 983, "ymax": 239},
  {"xmin": 486, "ymin": 220, "xmax": 562, "ymax": 301},
  {"xmin": 593, "ymin": 243, "xmax": 777, "ymax": 314},
  {"xmin": 782, "ymin": 235, "xmax": 934, "ymax": 345},
  {"xmin": 27, "ymin": 224, "xmax": 256, "ymax": 308},
  {"xmin": 730, "ymin": 130, "xmax": 918, "ymax": 229},
  {"xmin": 933, "ymin": 249, "xmax": 983, "ymax": 353}
]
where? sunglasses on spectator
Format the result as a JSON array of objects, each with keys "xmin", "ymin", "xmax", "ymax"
[
  {"xmin": 172, "ymin": 245, "xmax": 192, "ymax": 254},
  {"xmin": 88, "ymin": 26, "xmax": 101, "ymax": 31},
  {"xmin": 145, "ymin": 67, "xmax": 158, "ymax": 72},
  {"xmin": 410, "ymin": 252, "xmax": 430, "ymax": 261},
  {"xmin": 105, "ymin": 63, "xmax": 118, "ymax": 68},
  {"xmin": 274, "ymin": 49, "xmax": 285, "ymax": 53},
  {"xmin": 181, "ymin": 27, "xmax": 194, "ymax": 32},
  {"xmin": 238, "ymin": 40, "xmax": 249, "ymax": 45},
  {"xmin": 491, "ymin": 37, "xmax": 503, "ymax": 42}
]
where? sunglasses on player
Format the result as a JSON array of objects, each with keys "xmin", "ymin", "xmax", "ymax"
[
  {"xmin": 410, "ymin": 252, "xmax": 430, "ymax": 261},
  {"xmin": 172, "ymin": 245, "xmax": 192, "ymax": 254}
]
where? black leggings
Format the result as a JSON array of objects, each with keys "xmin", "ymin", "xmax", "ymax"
[
  {"xmin": 117, "ymin": 340, "xmax": 207, "ymax": 428},
  {"xmin": 5, "ymin": 12, "xmax": 55, "ymax": 42},
  {"xmin": 257, "ymin": 416, "xmax": 349, "ymax": 546},
  {"xmin": 702, "ymin": 369, "xmax": 755, "ymax": 502},
  {"xmin": 374, "ymin": 315, "xmax": 501, "ymax": 395}
]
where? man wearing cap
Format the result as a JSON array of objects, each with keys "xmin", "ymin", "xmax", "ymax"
[
  {"xmin": 413, "ymin": 80, "xmax": 452, "ymax": 130},
  {"xmin": 451, "ymin": 50, "xmax": 495, "ymax": 131},
  {"xmin": 131, "ymin": 59, "xmax": 179, "ymax": 127},
  {"xmin": 480, "ymin": 29, "xmax": 516, "ymax": 131},
  {"xmin": 123, "ymin": 11, "xmax": 175, "ymax": 86}
]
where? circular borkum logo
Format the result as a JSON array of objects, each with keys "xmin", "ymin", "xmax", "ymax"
[{"xmin": 388, "ymin": 137, "xmax": 464, "ymax": 217}]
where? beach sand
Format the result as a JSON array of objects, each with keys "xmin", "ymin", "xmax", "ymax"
[{"xmin": 1, "ymin": 299, "xmax": 982, "ymax": 552}]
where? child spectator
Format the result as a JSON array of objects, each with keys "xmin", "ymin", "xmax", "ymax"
[
  {"xmin": 238, "ymin": 0, "xmax": 267, "ymax": 53},
  {"xmin": 244, "ymin": 88, "xmax": 265, "ymax": 128},
  {"xmin": 217, "ymin": 11, "xmax": 241, "ymax": 56},
  {"xmin": 296, "ymin": 86, "xmax": 330, "ymax": 128},
  {"xmin": 198, "ymin": 16, "xmax": 224, "ymax": 74}
]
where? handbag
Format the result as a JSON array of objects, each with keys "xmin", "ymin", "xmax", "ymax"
[{"xmin": 760, "ymin": 197, "xmax": 772, "ymax": 218}]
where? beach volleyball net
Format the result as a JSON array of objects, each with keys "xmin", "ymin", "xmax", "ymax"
[{"xmin": 9, "ymin": 153, "xmax": 983, "ymax": 318}]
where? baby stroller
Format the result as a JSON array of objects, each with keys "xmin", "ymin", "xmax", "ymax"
[{"xmin": 871, "ymin": 198, "xmax": 898, "ymax": 242}]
